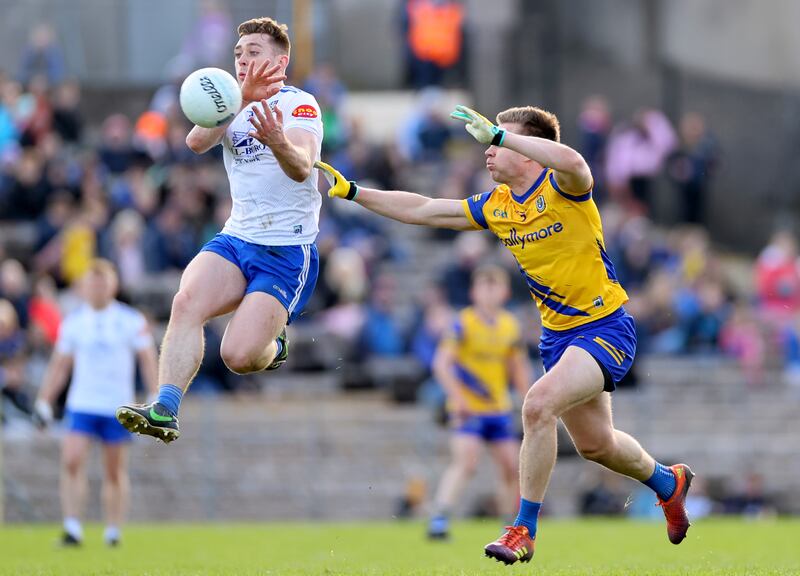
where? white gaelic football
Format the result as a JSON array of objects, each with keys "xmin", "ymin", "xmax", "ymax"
[{"xmin": 179, "ymin": 67, "xmax": 242, "ymax": 128}]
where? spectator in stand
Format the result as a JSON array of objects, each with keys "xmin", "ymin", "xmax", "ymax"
[
  {"xmin": 401, "ymin": 0, "xmax": 466, "ymax": 88},
  {"xmin": 720, "ymin": 302, "xmax": 766, "ymax": 388},
  {"xmin": 0, "ymin": 259, "xmax": 31, "ymax": 329},
  {"xmin": 319, "ymin": 246, "xmax": 368, "ymax": 345},
  {"xmin": 51, "ymin": 80, "xmax": 83, "ymax": 144},
  {"xmin": 303, "ymin": 63, "xmax": 348, "ymax": 154},
  {"xmin": 173, "ymin": 0, "xmax": 233, "ymax": 71},
  {"xmin": 0, "ymin": 298, "xmax": 32, "ymax": 425},
  {"xmin": 35, "ymin": 190, "xmax": 74, "ymax": 252},
  {"xmin": 411, "ymin": 295, "xmax": 454, "ymax": 408},
  {"xmin": 147, "ymin": 204, "xmax": 198, "ymax": 271},
  {"xmin": 20, "ymin": 74, "xmax": 53, "ymax": 147},
  {"xmin": 397, "ymin": 88, "xmax": 454, "ymax": 164},
  {"xmin": 358, "ymin": 272, "xmax": 406, "ymax": 359},
  {"xmin": 28, "ymin": 273, "xmax": 62, "ymax": 348},
  {"xmin": 4, "ymin": 148, "xmax": 50, "ymax": 219},
  {"xmin": 577, "ymin": 95, "xmax": 612, "ymax": 201},
  {"xmin": 439, "ymin": 231, "xmax": 489, "ymax": 309},
  {"xmin": 104, "ymin": 209, "xmax": 149, "ymax": 289},
  {"xmin": 17, "ymin": 24, "xmax": 66, "ymax": 87},
  {"xmin": 0, "ymin": 74, "xmax": 20, "ymax": 156},
  {"xmin": 755, "ymin": 229, "xmax": 800, "ymax": 324},
  {"xmin": 97, "ymin": 114, "xmax": 135, "ymax": 175},
  {"xmin": 667, "ymin": 112, "xmax": 718, "ymax": 225},
  {"xmin": 605, "ymin": 108, "xmax": 677, "ymax": 214}
]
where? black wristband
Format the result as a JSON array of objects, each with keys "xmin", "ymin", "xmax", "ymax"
[
  {"xmin": 346, "ymin": 181, "xmax": 359, "ymax": 200},
  {"xmin": 491, "ymin": 129, "xmax": 506, "ymax": 147}
]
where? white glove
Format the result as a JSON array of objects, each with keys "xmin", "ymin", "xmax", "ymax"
[
  {"xmin": 33, "ymin": 399, "xmax": 54, "ymax": 429},
  {"xmin": 450, "ymin": 105, "xmax": 506, "ymax": 146}
]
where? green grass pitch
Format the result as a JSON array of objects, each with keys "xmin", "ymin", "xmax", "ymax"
[{"xmin": 1, "ymin": 519, "xmax": 798, "ymax": 575}]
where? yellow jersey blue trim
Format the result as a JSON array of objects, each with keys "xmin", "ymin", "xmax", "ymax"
[
  {"xmin": 441, "ymin": 307, "xmax": 522, "ymax": 413},
  {"xmin": 461, "ymin": 168, "xmax": 628, "ymax": 330}
]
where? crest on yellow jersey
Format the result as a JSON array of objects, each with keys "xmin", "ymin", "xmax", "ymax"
[{"xmin": 536, "ymin": 195, "xmax": 546, "ymax": 213}]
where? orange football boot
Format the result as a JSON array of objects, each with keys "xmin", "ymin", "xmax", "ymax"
[
  {"xmin": 484, "ymin": 525, "xmax": 535, "ymax": 565},
  {"xmin": 657, "ymin": 463, "xmax": 695, "ymax": 544}
]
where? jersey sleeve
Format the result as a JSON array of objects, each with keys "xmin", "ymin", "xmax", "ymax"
[
  {"xmin": 439, "ymin": 317, "xmax": 464, "ymax": 350},
  {"xmin": 461, "ymin": 191, "xmax": 493, "ymax": 230},
  {"xmin": 549, "ymin": 171, "xmax": 593, "ymax": 202},
  {"xmin": 130, "ymin": 312, "xmax": 154, "ymax": 351},
  {"xmin": 282, "ymin": 91, "xmax": 323, "ymax": 140},
  {"xmin": 55, "ymin": 316, "xmax": 76, "ymax": 355}
]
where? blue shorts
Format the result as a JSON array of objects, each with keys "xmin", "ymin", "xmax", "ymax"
[
  {"xmin": 539, "ymin": 307, "xmax": 637, "ymax": 392},
  {"xmin": 65, "ymin": 411, "xmax": 131, "ymax": 444},
  {"xmin": 202, "ymin": 233, "xmax": 319, "ymax": 324},
  {"xmin": 455, "ymin": 413, "xmax": 515, "ymax": 443}
]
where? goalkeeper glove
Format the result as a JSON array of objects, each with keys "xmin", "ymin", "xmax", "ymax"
[
  {"xmin": 315, "ymin": 161, "xmax": 359, "ymax": 200},
  {"xmin": 33, "ymin": 399, "xmax": 54, "ymax": 430},
  {"xmin": 450, "ymin": 104, "xmax": 506, "ymax": 146}
]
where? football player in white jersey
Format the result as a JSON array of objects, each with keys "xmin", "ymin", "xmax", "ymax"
[
  {"xmin": 35, "ymin": 260, "xmax": 158, "ymax": 547},
  {"xmin": 116, "ymin": 17, "xmax": 323, "ymax": 442}
]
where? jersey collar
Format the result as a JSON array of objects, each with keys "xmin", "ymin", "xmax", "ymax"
[{"xmin": 510, "ymin": 167, "xmax": 549, "ymax": 204}]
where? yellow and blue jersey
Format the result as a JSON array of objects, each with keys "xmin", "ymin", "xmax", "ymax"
[
  {"xmin": 462, "ymin": 168, "xmax": 628, "ymax": 331},
  {"xmin": 441, "ymin": 307, "xmax": 522, "ymax": 414}
]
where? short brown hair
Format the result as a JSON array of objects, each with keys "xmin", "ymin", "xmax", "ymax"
[
  {"xmin": 86, "ymin": 258, "xmax": 118, "ymax": 282},
  {"xmin": 237, "ymin": 17, "xmax": 291, "ymax": 56},
  {"xmin": 472, "ymin": 264, "xmax": 509, "ymax": 286},
  {"xmin": 496, "ymin": 106, "xmax": 560, "ymax": 142}
]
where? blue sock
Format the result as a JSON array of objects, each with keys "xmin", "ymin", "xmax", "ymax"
[
  {"xmin": 157, "ymin": 384, "xmax": 183, "ymax": 417},
  {"xmin": 643, "ymin": 462, "xmax": 677, "ymax": 501},
  {"xmin": 429, "ymin": 514, "xmax": 449, "ymax": 533},
  {"xmin": 512, "ymin": 498, "xmax": 541, "ymax": 537}
]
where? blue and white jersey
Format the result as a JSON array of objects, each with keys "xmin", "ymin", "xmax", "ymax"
[
  {"xmin": 221, "ymin": 85, "xmax": 324, "ymax": 246},
  {"xmin": 56, "ymin": 301, "xmax": 153, "ymax": 416}
]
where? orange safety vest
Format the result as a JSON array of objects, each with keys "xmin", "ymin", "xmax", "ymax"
[{"xmin": 407, "ymin": 0, "xmax": 464, "ymax": 67}]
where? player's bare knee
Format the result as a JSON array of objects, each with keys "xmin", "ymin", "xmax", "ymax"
[
  {"xmin": 460, "ymin": 457, "xmax": 479, "ymax": 477},
  {"xmin": 62, "ymin": 454, "xmax": 84, "ymax": 476},
  {"xmin": 170, "ymin": 289, "xmax": 205, "ymax": 324},
  {"xmin": 521, "ymin": 392, "xmax": 558, "ymax": 429},
  {"xmin": 221, "ymin": 348, "xmax": 261, "ymax": 374},
  {"xmin": 104, "ymin": 467, "xmax": 125, "ymax": 486}
]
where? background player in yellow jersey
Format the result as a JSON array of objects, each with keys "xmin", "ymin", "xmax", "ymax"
[
  {"xmin": 427, "ymin": 265, "xmax": 531, "ymax": 540},
  {"xmin": 317, "ymin": 104, "xmax": 694, "ymax": 566}
]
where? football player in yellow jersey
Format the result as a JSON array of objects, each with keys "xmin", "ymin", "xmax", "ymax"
[
  {"xmin": 427, "ymin": 265, "xmax": 531, "ymax": 540},
  {"xmin": 316, "ymin": 104, "xmax": 693, "ymax": 565}
]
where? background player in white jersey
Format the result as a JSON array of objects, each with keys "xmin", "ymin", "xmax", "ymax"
[
  {"xmin": 34, "ymin": 260, "xmax": 158, "ymax": 547},
  {"xmin": 116, "ymin": 17, "xmax": 323, "ymax": 443}
]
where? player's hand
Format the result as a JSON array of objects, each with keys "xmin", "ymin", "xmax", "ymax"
[
  {"xmin": 240, "ymin": 60, "xmax": 287, "ymax": 104},
  {"xmin": 449, "ymin": 395, "xmax": 472, "ymax": 426},
  {"xmin": 450, "ymin": 104, "xmax": 506, "ymax": 146},
  {"xmin": 248, "ymin": 100, "xmax": 286, "ymax": 149},
  {"xmin": 314, "ymin": 161, "xmax": 359, "ymax": 200},
  {"xmin": 33, "ymin": 399, "xmax": 53, "ymax": 430}
]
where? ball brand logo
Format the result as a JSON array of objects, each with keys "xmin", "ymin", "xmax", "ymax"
[
  {"xmin": 502, "ymin": 222, "xmax": 564, "ymax": 249},
  {"xmin": 292, "ymin": 105, "xmax": 318, "ymax": 118},
  {"xmin": 199, "ymin": 76, "xmax": 228, "ymax": 113}
]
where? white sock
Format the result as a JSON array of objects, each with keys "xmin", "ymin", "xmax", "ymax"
[
  {"xmin": 104, "ymin": 525, "xmax": 121, "ymax": 543},
  {"xmin": 63, "ymin": 517, "xmax": 83, "ymax": 540}
]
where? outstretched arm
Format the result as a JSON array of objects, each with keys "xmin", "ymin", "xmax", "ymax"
[
  {"xmin": 316, "ymin": 161, "xmax": 475, "ymax": 230},
  {"xmin": 451, "ymin": 105, "xmax": 593, "ymax": 195}
]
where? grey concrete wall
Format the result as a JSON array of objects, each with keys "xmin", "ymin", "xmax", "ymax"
[
  {"xmin": 662, "ymin": 0, "xmax": 800, "ymax": 90},
  {"xmin": 4, "ymin": 359, "xmax": 800, "ymax": 522}
]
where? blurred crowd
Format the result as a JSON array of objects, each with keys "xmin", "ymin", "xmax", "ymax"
[{"xmin": 2, "ymin": 19, "xmax": 800, "ymax": 431}]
